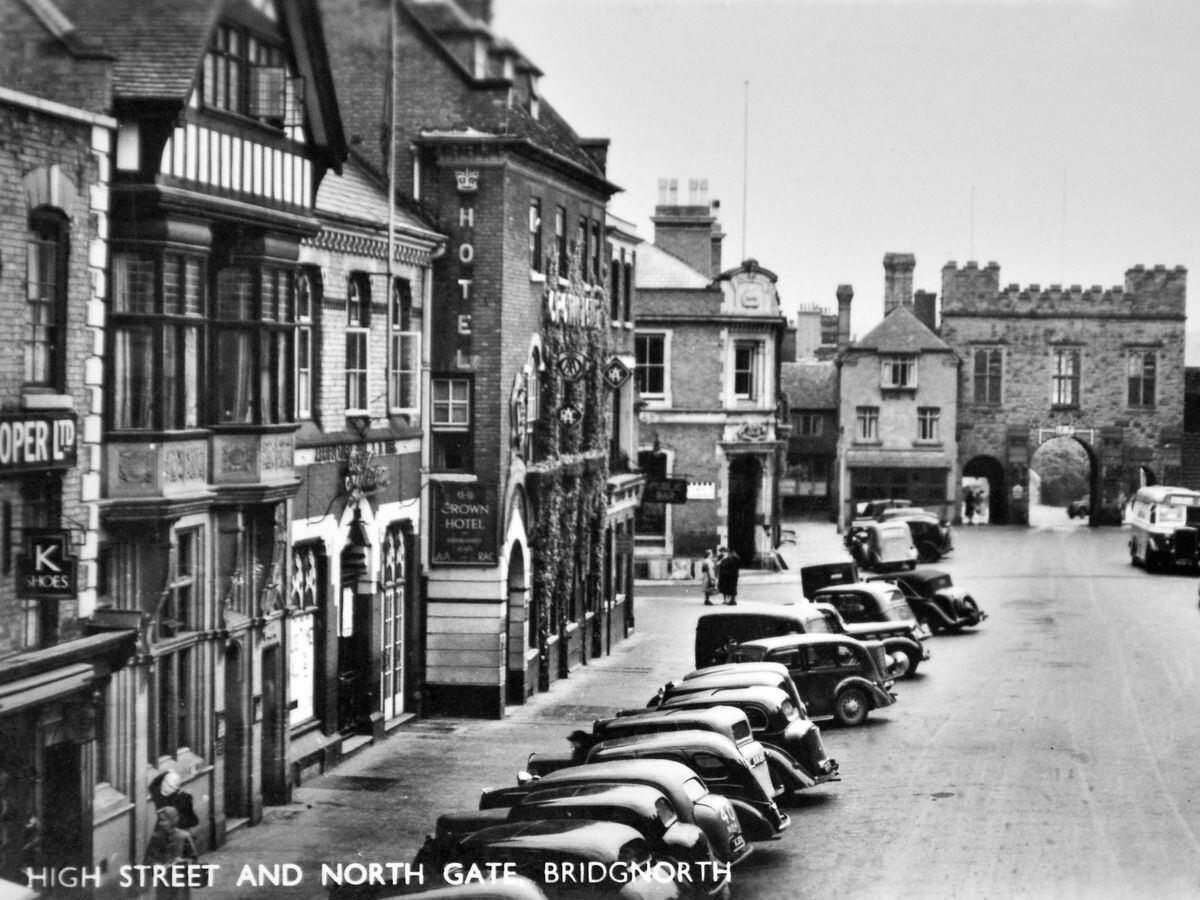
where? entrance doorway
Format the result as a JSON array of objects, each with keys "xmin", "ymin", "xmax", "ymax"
[
  {"xmin": 505, "ymin": 542, "xmax": 527, "ymax": 705},
  {"xmin": 337, "ymin": 535, "xmax": 373, "ymax": 733},
  {"xmin": 41, "ymin": 739, "xmax": 83, "ymax": 869},
  {"xmin": 963, "ymin": 455, "xmax": 1007, "ymax": 525},
  {"xmin": 223, "ymin": 640, "xmax": 248, "ymax": 820},
  {"xmin": 727, "ymin": 455, "xmax": 762, "ymax": 565}
]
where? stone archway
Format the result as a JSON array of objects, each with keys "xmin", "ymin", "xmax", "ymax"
[{"xmin": 963, "ymin": 455, "xmax": 1007, "ymax": 524}]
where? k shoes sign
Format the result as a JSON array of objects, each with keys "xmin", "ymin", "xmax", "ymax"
[{"xmin": 18, "ymin": 530, "xmax": 78, "ymax": 599}]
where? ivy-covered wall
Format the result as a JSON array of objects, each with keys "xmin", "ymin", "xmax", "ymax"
[{"xmin": 527, "ymin": 252, "xmax": 612, "ymax": 684}]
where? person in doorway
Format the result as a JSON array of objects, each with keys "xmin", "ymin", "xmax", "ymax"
[
  {"xmin": 143, "ymin": 806, "xmax": 198, "ymax": 899},
  {"xmin": 700, "ymin": 549, "xmax": 718, "ymax": 605},
  {"xmin": 149, "ymin": 770, "xmax": 199, "ymax": 830},
  {"xmin": 964, "ymin": 488, "xmax": 977, "ymax": 525},
  {"xmin": 717, "ymin": 548, "xmax": 740, "ymax": 605}
]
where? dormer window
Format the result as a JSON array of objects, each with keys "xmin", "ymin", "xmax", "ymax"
[
  {"xmin": 881, "ymin": 356, "xmax": 916, "ymax": 390},
  {"xmin": 527, "ymin": 73, "xmax": 540, "ymax": 119},
  {"xmin": 202, "ymin": 23, "xmax": 304, "ymax": 129}
]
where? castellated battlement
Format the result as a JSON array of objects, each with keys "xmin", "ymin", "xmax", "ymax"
[{"xmin": 941, "ymin": 261, "xmax": 1187, "ymax": 318}]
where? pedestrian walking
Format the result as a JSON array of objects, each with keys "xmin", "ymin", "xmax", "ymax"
[
  {"xmin": 700, "ymin": 549, "xmax": 717, "ymax": 605},
  {"xmin": 964, "ymin": 488, "xmax": 977, "ymax": 525},
  {"xmin": 143, "ymin": 806, "xmax": 198, "ymax": 900},
  {"xmin": 716, "ymin": 548, "xmax": 740, "ymax": 605}
]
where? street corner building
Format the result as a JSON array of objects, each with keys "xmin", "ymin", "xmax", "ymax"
[
  {"xmin": 321, "ymin": 0, "xmax": 642, "ymax": 717},
  {"xmin": 836, "ymin": 254, "xmax": 961, "ymax": 529},
  {"xmin": 634, "ymin": 180, "xmax": 794, "ymax": 575}
]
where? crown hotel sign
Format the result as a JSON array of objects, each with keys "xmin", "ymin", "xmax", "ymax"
[{"xmin": 0, "ymin": 411, "xmax": 77, "ymax": 476}]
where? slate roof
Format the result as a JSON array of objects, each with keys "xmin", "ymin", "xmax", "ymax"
[
  {"xmin": 56, "ymin": 0, "xmax": 219, "ymax": 100},
  {"xmin": 405, "ymin": 0, "xmax": 611, "ymax": 187},
  {"xmin": 781, "ymin": 361, "xmax": 837, "ymax": 409},
  {"xmin": 851, "ymin": 304, "xmax": 953, "ymax": 354},
  {"xmin": 315, "ymin": 152, "xmax": 442, "ymax": 239},
  {"xmin": 635, "ymin": 242, "xmax": 712, "ymax": 290}
]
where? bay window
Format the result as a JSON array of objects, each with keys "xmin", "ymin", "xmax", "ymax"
[{"xmin": 111, "ymin": 251, "xmax": 205, "ymax": 430}]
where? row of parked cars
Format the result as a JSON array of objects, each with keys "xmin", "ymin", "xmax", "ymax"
[{"xmin": 360, "ymin": 557, "xmax": 985, "ymax": 899}]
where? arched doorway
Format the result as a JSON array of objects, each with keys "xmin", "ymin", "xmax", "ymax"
[
  {"xmin": 1029, "ymin": 436, "xmax": 1098, "ymax": 527},
  {"xmin": 963, "ymin": 455, "xmax": 1007, "ymax": 525},
  {"xmin": 505, "ymin": 542, "xmax": 528, "ymax": 705},
  {"xmin": 727, "ymin": 455, "xmax": 762, "ymax": 565}
]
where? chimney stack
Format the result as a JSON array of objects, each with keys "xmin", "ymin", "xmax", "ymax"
[
  {"xmin": 913, "ymin": 290, "xmax": 938, "ymax": 333},
  {"xmin": 457, "ymin": 0, "xmax": 493, "ymax": 24},
  {"xmin": 836, "ymin": 284, "xmax": 853, "ymax": 353},
  {"xmin": 652, "ymin": 177, "xmax": 724, "ymax": 277},
  {"xmin": 883, "ymin": 252, "xmax": 916, "ymax": 316}
]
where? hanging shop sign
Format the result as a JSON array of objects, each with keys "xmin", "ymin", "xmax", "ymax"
[
  {"xmin": 603, "ymin": 357, "xmax": 632, "ymax": 389},
  {"xmin": 0, "ymin": 411, "xmax": 76, "ymax": 476},
  {"xmin": 642, "ymin": 477, "xmax": 689, "ymax": 505},
  {"xmin": 555, "ymin": 351, "xmax": 587, "ymax": 382},
  {"xmin": 17, "ymin": 530, "xmax": 78, "ymax": 599},
  {"xmin": 431, "ymin": 481, "xmax": 499, "ymax": 567}
]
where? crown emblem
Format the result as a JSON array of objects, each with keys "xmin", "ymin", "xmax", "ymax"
[{"xmin": 455, "ymin": 169, "xmax": 480, "ymax": 192}]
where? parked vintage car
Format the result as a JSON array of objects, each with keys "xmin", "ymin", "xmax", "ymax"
[
  {"xmin": 866, "ymin": 568, "xmax": 987, "ymax": 633},
  {"xmin": 415, "ymin": 783, "xmax": 729, "ymax": 896},
  {"xmin": 580, "ymin": 730, "xmax": 788, "ymax": 841},
  {"xmin": 682, "ymin": 661, "xmax": 806, "ymax": 709},
  {"xmin": 645, "ymin": 685, "xmax": 840, "ymax": 796},
  {"xmin": 478, "ymin": 759, "xmax": 751, "ymax": 866},
  {"xmin": 878, "ymin": 508, "xmax": 954, "ymax": 563},
  {"xmin": 330, "ymin": 874, "xmax": 551, "ymax": 900},
  {"xmin": 431, "ymin": 820, "xmax": 685, "ymax": 899},
  {"xmin": 694, "ymin": 603, "xmax": 835, "ymax": 668},
  {"xmin": 1066, "ymin": 498, "xmax": 1090, "ymax": 519},
  {"xmin": 806, "ymin": 581, "xmax": 931, "ymax": 677},
  {"xmin": 844, "ymin": 519, "xmax": 918, "ymax": 571},
  {"xmin": 854, "ymin": 498, "xmax": 913, "ymax": 519},
  {"xmin": 724, "ymin": 633, "xmax": 897, "ymax": 727}
]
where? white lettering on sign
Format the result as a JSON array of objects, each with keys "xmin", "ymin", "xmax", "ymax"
[
  {"xmin": 457, "ymin": 315, "xmax": 472, "ymax": 335},
  {"xmin": 0, "ymin": 417, "xmax": 75, "ymax": 468},
  {"xmin": 457, "ymin": 279, "xmax": 472, "ymax": 300},
  {"xmin": 458, "ymin": 243, "xmax": 474, "ymax": 265},
  {"xmin": 545, "ymin": 289, "xmax": 603, "ymax": 328},
  {"xmin": 34, "ymin": 544, "xmax": 62, "ymax": 572},
  {"xmin": 459, "ymin": 207, "xmax": 475, "ymax": 228}
]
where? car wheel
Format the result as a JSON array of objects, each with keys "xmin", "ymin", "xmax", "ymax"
[
  {"xmin": 834, "ymin": 687, "xmax": 870, "ymax": 727},
  {"xmin": 917, "ymin": 540, "xmax": 942, "ymax": 564},
  {"xmin": 888, "ymin": 651, "xmax": 912, "ymax": 678}
]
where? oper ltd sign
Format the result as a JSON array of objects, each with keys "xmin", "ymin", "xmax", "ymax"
[{"xmin": 0, "ymin": 411, "xmax": 77, "ymax": 475}]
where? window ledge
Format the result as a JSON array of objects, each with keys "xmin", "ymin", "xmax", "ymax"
[
  {"xmin": 530, "ymin": 271, "xmax": 547, "ymax": 283},
  {"xmin": 22, "ymin": 392, "xmax": 73, "ymax": 410},
  {"xmin": 852, "ymin": 440, "xmax": 883, "ymax": 446}
]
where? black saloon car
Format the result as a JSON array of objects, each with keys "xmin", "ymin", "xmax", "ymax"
[{"xmin": 867, "ymin": 568, "xmax": 987, "ymax": 633}]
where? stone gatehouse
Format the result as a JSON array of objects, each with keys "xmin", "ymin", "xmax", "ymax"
[{"xmin": 940, "ymin": 262, "xmax": 1186, "ymax": 524}]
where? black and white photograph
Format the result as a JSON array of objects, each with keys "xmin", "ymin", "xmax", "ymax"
[{"xmin": 0, "ymin": 0, "xmax": 1198, "ymax": 897}]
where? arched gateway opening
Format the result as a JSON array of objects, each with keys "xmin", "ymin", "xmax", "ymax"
[
  {"xmin": 1029, "ymin": 435, "xmax": 1099, "ymax": 527},
  {"xmin": 963, "ymin": 455, "xmax": 1007, "ymax": 525}
]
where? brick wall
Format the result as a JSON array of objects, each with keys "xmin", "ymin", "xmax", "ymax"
[{"xmin": 0, "ymin": 98, "xmax": 109, "ymax": 655}]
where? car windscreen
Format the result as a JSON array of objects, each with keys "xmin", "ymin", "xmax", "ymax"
[
  {"xmin": 729, "ymin": 646, "xmax": 767, "ymax": 662},
  {"xmin": 884, "ymin": 599, "xmax": 917, "ymax": 621},
  {"xmin": 801, "ymin": 614, "xmax": 832, "ymax": 633},
  {"xmin": 924, "ymin": 574, "xmax": 952, "ymax": 591},
  {"xmin": 732, "ymin": 719, "xmax": 753, "ymax": 742}
]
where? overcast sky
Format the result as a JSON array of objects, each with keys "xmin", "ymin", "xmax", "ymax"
[{"xmin": 492, "ymin": 0, "xmax": 1200, "ymax": 359}]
